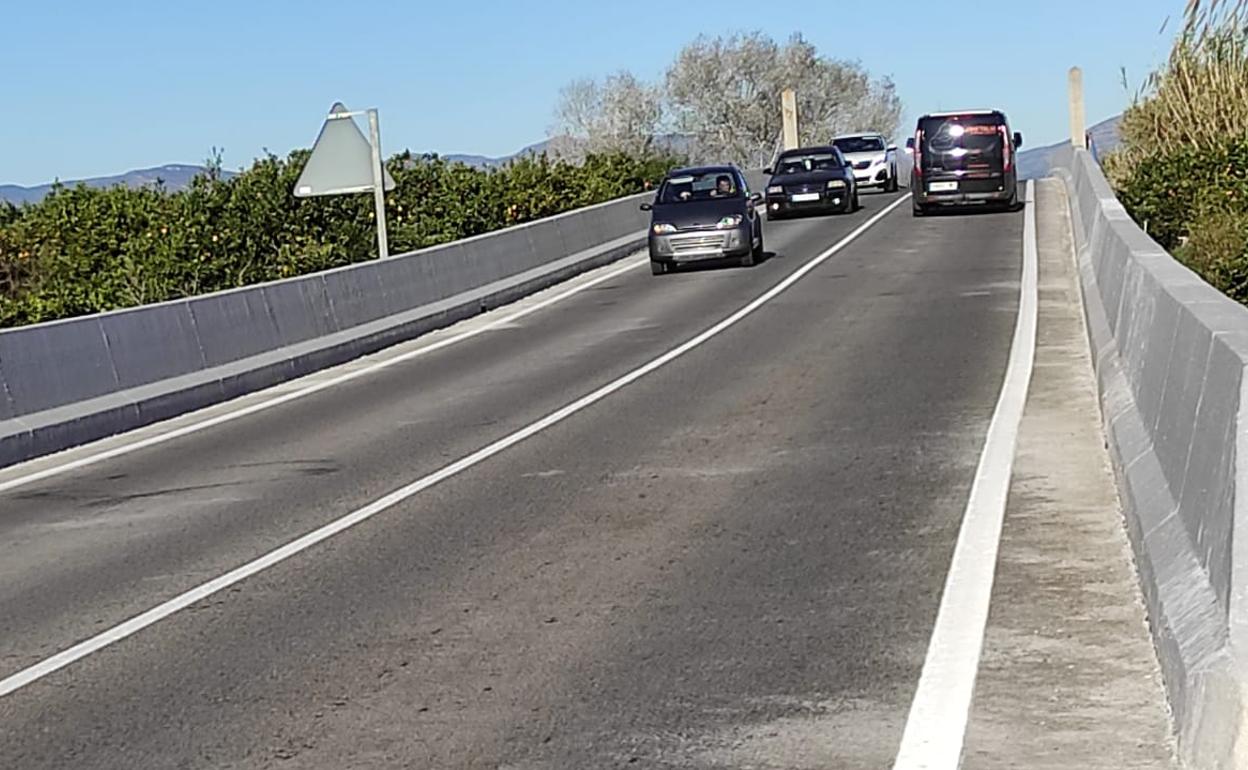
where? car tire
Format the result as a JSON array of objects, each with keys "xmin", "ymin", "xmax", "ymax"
[
  {"xmin": 887, "ymin": 172, "xmax": 899, "ymax": 193},
  {"xmin": 651, "ymin": 260, "xmax": 668, "ymax": 276},
  {"xmin": 752, "ymin": 227, "xmax": 764, "ymax": 261},
  {"xmin": 913, "ymin": 201, "xmax": 927, "ymax": 217}
]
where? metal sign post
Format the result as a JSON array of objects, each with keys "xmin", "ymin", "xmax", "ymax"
[
  {"xmin": 293, "ymin": 102, "xmax": 397, "ymax": 258},
  {"xmin": 366, "ymin": 109, "xmax": 390, "ymax": 260}
]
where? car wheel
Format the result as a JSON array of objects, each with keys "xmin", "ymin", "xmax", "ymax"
[
  {"xmin": 887, "ymin": 172, "xmax": 899, "ymax": 193},
  {"xmin": 752, "ymin": 227, "xmax": 764, "ymax": 260},
  {"xmin": 913, "ymin": 202, "xmax": 927, "ymax": 217},
  {"xmin": 651, "ymin": 260, "xmax": 668, "ymax": 275}
]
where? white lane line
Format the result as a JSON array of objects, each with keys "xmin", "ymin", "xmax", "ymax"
[
  {"xmin": 891, "ymin": 181, "xmax": 1039, "ymax": 770},
  {"xmin": 0, "ymin": 256, "xmax": 649, "ymax": 496},
  {"xmin": 0, "ymin": 194, "xmax": 911, "ymax": 698}
]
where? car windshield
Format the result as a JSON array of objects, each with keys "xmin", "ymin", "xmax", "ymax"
[
  {"xmin": 658, "ymin": 172, "xmax": 741, "ymax": 203},
  {"xmin": 833, "ymin": 136, "xmax": 886, "ymax": 153},
  {"xmin": 775, "ymin": 153, "xmax": 841, "ymax": 175}
]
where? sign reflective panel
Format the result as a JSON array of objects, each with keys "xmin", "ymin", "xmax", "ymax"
[{"xmin": 293, "ymin": 102, "xmax": 395, "ymax": 197}]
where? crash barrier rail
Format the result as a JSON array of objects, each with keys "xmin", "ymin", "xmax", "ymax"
[
  {"xmin": 1053, "ymin": 144, "xmax": 1248, "ymax": 769},
  {"xmin": 0, "ymin": 171, "xmax": 771, "ymax": 470}
]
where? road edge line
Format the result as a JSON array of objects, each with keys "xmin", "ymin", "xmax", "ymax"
[{"xmin": 891, "ymin": 181, "xmax": 1039, "ymax": 770}]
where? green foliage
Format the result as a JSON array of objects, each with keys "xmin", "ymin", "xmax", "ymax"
[
  {"xmin": 1114, "ymin": 137, "xmax": 1248, "ymax": 250},
  {"xmin": 1178, "ymin": 204, "xmax": 1248, "ymax": 298},
  {"xmin": 0, "ymin": 150, "xmax": 679, "ymax": 328},
  {"xmin": 1109, "ymin": 1, "xmax": 1248, "ymax": 302}
]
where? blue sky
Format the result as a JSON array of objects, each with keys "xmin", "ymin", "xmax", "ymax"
[{"xmin": 3, "ymin": 0, "xmax": 1183, "ymax": 187}]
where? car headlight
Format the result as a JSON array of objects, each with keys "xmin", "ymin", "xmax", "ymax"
[
  {"xmin": 767, "ymin": 185, "xmax": 784, "ymax": 194},
  {"xmin": 716, "ymin": 215, "xmax": 744, "ymax": 229},
  {"xmin": 652, "ymin": 223, "xmax": 677, "ymax": 235},
  {"xmin": 826, "ymin": 180, "xmax": 847, "ymax": 189}
]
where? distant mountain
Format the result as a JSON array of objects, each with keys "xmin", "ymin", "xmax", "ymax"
[
  {"xmin": 1017, "ymin": 115, "xmax": 1123, "ymax": 180},
  {"xmin": 2, "ymin": 133, "xmax": 697, "ymax": 206},
  {"xmin": 438, "ymin": 134, "xmax": 694, "ymax": 168},
  {"xmin": 0, "ymin": 164, "xmax": 238, "ymax": 205},
  {"xmin": 0, "ymin": 164, "xmax": 239, "ymax": 206},
  {"xmin": 441, "ymin": 139, "xmax": 552, "ymax": 168}
]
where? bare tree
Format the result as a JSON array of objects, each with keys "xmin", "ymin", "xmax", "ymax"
[
  {"xmin": 549, "ymin": 71, "xmax": 664, "ymax": 161},
  {"xmin": 666, "ymin": 32, "xmax": 903, "ymax": 167}
]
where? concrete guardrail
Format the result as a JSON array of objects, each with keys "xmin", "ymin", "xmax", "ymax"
[
  {"xmin": 0, "ymin": 170, "xmax": 771, "ymax": 470},
  {"xmin": 1053, "ymin": 144, "xmax": 1248, "ymax": 768},
  {"xmin": 0, "ymin": 189, "xmax": 662, "ymax": 469}
]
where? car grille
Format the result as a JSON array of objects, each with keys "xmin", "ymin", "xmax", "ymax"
[
  {"xmin": 668, "ymin": 233, "xmax": 727, "ymax": 253},
  {"xmin": 854, "ymin": 160, "xmax": 872, "ymax": 170},
  {"xmin": 783, "ymin": 185, "xmax": 821, "ymax": 195}
]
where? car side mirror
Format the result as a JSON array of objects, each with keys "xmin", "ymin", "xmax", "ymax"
[
  {"xmin": 887, "ymin": 144, "xmax": 897, "ymax": 152},
  {"xmin": 748, "ymin": 192, "xmax": 763, "ymax": 203},
  {"xmin": 640, "ymin": 202, "xmax": 653, "ymax": 212},
  {"xmin": 1013, "ymin": 132, "xmax": 1024, "ymax": 149},
  {"xmin": 763, "ymin": 167, "xmax": 773, "ymax": 175},
  {"xmin": 905, "ymin": 137, "xmax": 916, "ymax": 151}
]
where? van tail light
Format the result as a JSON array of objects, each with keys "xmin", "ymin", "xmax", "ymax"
[
  {"xmin": 1000, "ymin": 125, "xmax": 1012, "ymax": 172},
  {"xmin": 913, "ymin": 131, "xmax": 923, "ymax": 177}
]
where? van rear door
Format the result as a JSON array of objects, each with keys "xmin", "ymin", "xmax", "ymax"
[{"xmin": 917, "ymin": 114, "xmax": 1011, "ymax": 191}]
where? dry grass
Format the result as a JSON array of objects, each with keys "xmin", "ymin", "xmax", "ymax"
[{"xmin": 1108, "ymin": 0, "xmax": 1248, "ymax": 182}]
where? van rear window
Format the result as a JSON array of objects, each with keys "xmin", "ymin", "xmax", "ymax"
[{"xmin": 918, "ymin": 115, "xmax": 1006, "ymax": 172}]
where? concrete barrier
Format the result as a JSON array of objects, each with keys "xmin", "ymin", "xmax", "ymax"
[
  {"xmin": 1053, "ymin": 144, "xmax": 1248, "ymax": 768},
  {"xmin": 0, "ymin": 189, "xmax": 655, "ymax": 469}
]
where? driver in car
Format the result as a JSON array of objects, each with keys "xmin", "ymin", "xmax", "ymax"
[{"xmin": 713, "ymin": 175, "xmax": 735, "ymax": 197}]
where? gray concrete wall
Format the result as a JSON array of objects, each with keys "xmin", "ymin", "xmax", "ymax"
[
  {"xmin": 0, "ymin": 188, "xmax": 656, "ymax": 468},
  {"xmin": 1053, "ymin": 145, "xmax": 1248, "ymax": 768}
]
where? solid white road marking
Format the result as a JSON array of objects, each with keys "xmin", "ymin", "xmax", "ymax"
[
  {"xmin": 891, "ymin": 181, "xmax": 1039, "ymax": 770},
  {"xmin": 0, "ymin": 256, "xmax": 648, "ymax": 496},
  {"xmin": 0, "ymin": 194, "xmax": 912, "ymax": 698}
]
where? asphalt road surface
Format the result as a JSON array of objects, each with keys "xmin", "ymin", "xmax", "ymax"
[{"xmin": 0, "ymin": 190, "xmax": 1025, "ymax": 768}]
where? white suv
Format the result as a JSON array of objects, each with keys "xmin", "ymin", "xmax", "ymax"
[{"xmin": 832, "ymin": 133, "xmax": 899, "ymax": 192}]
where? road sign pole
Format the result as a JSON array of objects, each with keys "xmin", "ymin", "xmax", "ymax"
[{"xmin": 367, "ymin": 109, "xmax": 390, "ymax": 259}]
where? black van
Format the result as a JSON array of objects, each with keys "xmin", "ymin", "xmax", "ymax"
[{"xmin": 907, "ymin": 110, "xmax": 1023, "ymax": 216}]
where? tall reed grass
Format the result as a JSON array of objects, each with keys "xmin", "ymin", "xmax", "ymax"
[{"xmin": 1109, "ymin": 0, "xmax": 1248, "ymax": 182}]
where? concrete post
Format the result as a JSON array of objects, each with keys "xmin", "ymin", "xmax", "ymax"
[
  {"xmin": 1069, "ymin": 67, "xmax": 1087, "ymax": 150},
  {"xmin": 782, "ymin": 89, "xmax": 799, "ymax": 151}
]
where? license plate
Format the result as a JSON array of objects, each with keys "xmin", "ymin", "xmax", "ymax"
[
  {"xmin": 790, "ymin": 193, "xmax": 821, "ymax": 202},
  {"xmin": 928, "ymin": 181, "xmax": 958, "ymax": 193}
]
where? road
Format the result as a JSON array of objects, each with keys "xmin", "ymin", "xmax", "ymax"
[{"xmin": 0, "ymin": 190, "xmax": 1027, "ymax": 768}]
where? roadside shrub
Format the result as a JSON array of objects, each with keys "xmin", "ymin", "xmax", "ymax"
[
  {"xmin": 1177, "ymin": 205, "xmax": 1248, "ymax": 300},
  {"xmin": 1114, "ymin": 137, "xmax": 1248, "ymax": 250},
  {"xmin": 0, "ymin": 149, "xmax": 680, "ymax": 328}
]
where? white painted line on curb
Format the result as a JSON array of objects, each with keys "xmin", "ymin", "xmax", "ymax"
[
  {"xmin": 891, "ymin": 181, "xmax": 1039, "ymax": 770},
  {"xmin": 0, "ymin": 194, "xmax": 911, "ymax": 698},
  {"xmin": 0, "ymin": 257, "xmax": 648, "ymax": 496}
]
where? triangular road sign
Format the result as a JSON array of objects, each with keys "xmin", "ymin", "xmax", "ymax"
[{"xmin": 293, "ymin": 102, "xmax": 396, "ymax": 197}]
